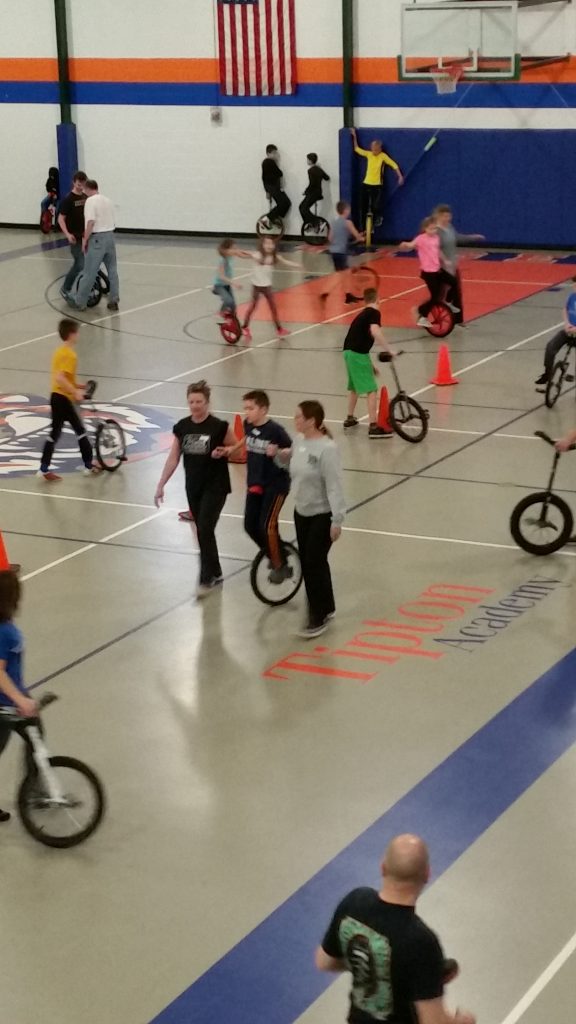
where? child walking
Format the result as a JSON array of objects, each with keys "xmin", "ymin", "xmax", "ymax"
[
  {"xmin": 320, "ymin": 200, "xmax": 365, "ymax": 307},
  {"xmin": 212, "ymin": 238, "xmax": 248, "ymax": 321},
  {"xmin": 242, "ymin": 237, "xmax": 300, "ymax": 341},
  {"xmin": 399, "ymin": 217, "xmax": 458, "ymax": 327}
]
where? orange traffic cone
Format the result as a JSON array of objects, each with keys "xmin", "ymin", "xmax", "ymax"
[
  {"xmin": 377, "ymin": 386, "xmax": 392, "ymax": 429},
  {"xmin": 430, "ymin": 343, "xmax": 459, "ymax": 386},
  {"xmin": 0, "ymin": 530, "xmax": 19, "ymax": 573},
  {"xmin": 228, "ymin": 413, "xmax": 247, "ymax": 464}
]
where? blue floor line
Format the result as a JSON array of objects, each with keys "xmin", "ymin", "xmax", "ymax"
[{"xmin": 149, "ymin": 645, "xmax": 576, "ymax": 1024}]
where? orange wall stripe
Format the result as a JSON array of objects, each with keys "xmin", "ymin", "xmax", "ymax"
[
  {"xmin": 0, "ymin": 58, "xmax": 57, "ymax": 81},
  {"xmin": 69, "ymin": 58, "xmax": 218, "ymax": 83}
]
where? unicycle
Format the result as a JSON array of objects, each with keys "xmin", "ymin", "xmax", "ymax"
[
  {"xmin": 219, "ymin": 309, "xmax": 242, "ymax": 345},
  {"xmin": 0, "ymin": 692, "xmax": 106, "ymax": 848},
  {"xmin": 250, "ymin": 542, "xmax": 303, "ymax": 606},
  {"xmin": 424, "ymin": 302, "xmax": 454, "ymax": 338},
  {"xmin": 256, "ymin": 197, "xmax": 284, "ymax": 240},
  {"xmin": 83, "ymin": 380, "xmax": 127, "ymax": 471},
  {"xmin": 378, "ymin": 351, "xmax": 429, "ymax": 443},
  {"xmin": 509, "ymin": 430, "xmax": 575, "ymax": 555},
  {"xmin": 301, "ymin": 202, "xmax": 329, "ymax": 247},
  {"xmin": 545, "ymin": 341, "xmax": 576, "ymax": 408}
]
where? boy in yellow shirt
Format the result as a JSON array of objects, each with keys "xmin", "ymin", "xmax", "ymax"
[
  {"xmin": 350, "ymin": 127, "xmax": 404, "ymax": 229},
  {"xmin": 38, "ymin": 319, "xmax": 97, "ymax": 481}
]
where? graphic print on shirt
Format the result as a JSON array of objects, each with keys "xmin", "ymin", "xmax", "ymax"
[
  {"xmin": 245, "ymin": 429, "xmax": 269, "ymax": 456},
  {"xmin": 181, "ymin": 433, "xmax": 210, "ymax": 456},
  {"xmin": 340, "ymin": 917, "xmax": 393, "ymax": 1020}
]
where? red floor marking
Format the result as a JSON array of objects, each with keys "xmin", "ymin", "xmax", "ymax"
[{"xmin": 237, "ymin": 252, "xmax": 573, "ymax": 329}]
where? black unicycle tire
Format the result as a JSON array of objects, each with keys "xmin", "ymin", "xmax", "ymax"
[
  {"xmin": 250, "ymin": 542, "xmax": 303, "ymax": 606},
  {"xmin": 98, "ymin": 269, "xmax": 110, "ymax": 295},
  {"xmin": 256, "ymin": 214, "xmax": 284, "ymax": 239},
  {"xmin": 545, "ymin": 362, "xmax": 566, "ymax": 409},
  {"xmin": 351, "ymin": 264, "xmax": 379, "ymax": 295},
  {"xmin": 389, "ymin": 394, "xmax": 429, "ymax": 443},
  {"xmin": 509, "ymin": 492, "xmax": 574, "ymax": 555},
  {"xmin": 220, "ymin": 315, "xmax": 242, "ymax": 345},
  {"xmin": 301, "ymin": 217, "xmax": 330, "ymax": 246},
  {"xmin": 95, "ymin": 419, "xmax": 126, "ymax": 471},
  {"xmin": 425, "ymin": 303, "xmax": 454, "ymax": 338},
  {"xmin": 40, "ymin": 210, "xmax": 53, "ymax": 235},
  {"xmin": 17, "ymin": 756, "xmax": 105, "ymax": 848}
]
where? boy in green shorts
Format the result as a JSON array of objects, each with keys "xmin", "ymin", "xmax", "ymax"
[{"xmin": 343, "ymin": 288, "xmax": 397, "ymax": 439}]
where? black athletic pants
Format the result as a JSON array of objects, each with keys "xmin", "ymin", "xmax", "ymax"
[
  {"xmin": 418, "ymin": 269, "xmax": 453, "ymax": 317},
  {"xmin": 294, "ymin": 510, "xmax": 335, "ymax": 628},
  {"xmin": 40, "ymin": 392, "xmax": 92, "ymax": 472},
  {"xmin": 187, "ymin": 486, "xmax": 228, "ymax": 584},
  {"xmin": 299, "ymin": 191, "xmax": 322, "ymax": 226},
  {"xmin": 267, "ymin": 187, "xmax": 291, "ymax": 221},
  {"xmin": 544, "ymin": 329, "xmax": 574, "ymax": 379},
  {"xmin": 445, "ymin": 268, "xmax": 463, "ymax": 324},
  {"xmin": 361, "ymin": 184, "xmax": 382, "ymax": 227},
  {"xmin": 244, "ymin": 489, "xmax": 287, "ymax": 568}
]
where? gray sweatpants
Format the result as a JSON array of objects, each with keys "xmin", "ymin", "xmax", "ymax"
[{"xmin": 75, "ymin": 230, "xmax": 119, "ymax": 308}]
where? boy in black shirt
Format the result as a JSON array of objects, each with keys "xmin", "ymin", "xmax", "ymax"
[
  {"xmin": 221, "ymin": 390, "xmax": 292, "ymax": 582},
  {"xmin": 261, "ymin": 144, "xmax": 291, "ymax": 225},
  {"xmin": 57, "ymin": 171, "xmax": 88, "ymax": 299},
  {"xmin": 299, "ymin": 152, "xmax": 330, "ymax": 228},
  {"xmin": 343, "ymin": 288, "xmax": 396, "ymax": 439},
  {"xmin": 316, "ymin": 833, "xmax": 475, "ymax": 1024}
]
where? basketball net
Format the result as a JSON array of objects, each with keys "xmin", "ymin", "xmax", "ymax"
[{"xmin": 431, "ymin": 65, "xmax": 464, "ymax": 95}]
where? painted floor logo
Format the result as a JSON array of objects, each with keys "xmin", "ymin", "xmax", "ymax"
[{"xmin": 0, "ymin": 394, "xmax": 174, "ymax": 476}]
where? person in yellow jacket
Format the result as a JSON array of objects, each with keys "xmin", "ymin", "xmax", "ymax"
[{"xmin": 350, "ymin": 127, "xmax": 404, "ymax": 229}]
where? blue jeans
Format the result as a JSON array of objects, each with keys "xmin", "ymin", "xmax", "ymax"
[
  {"xmin": 75, "ymin": 231, "xmax": 119, "ymax": 308},
  {"xmin": 213, "ymin": 284, "xmax": 236, "ymax": 313},
  {"xmin": 63, "ymin": 241, "xmax": 84, "ymax": 293}
]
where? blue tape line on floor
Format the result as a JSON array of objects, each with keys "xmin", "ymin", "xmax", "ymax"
[{"xmin": 149, "ymin": 646, "xmax": 576, "ymax": 1024}]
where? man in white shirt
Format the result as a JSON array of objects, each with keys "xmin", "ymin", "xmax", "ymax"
[{"xmin": 71, "ymin": 179, "xmax": 120, "ymax": 312}]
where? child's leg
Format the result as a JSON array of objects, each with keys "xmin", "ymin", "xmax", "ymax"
[
  {"xmin": 260, "ymin": 490, "xmax": 287, "ymax": 569},
  {"xmin": 263, "ymin": 287, "xmax": 281, "ymax": 329},
  {"xmin": 418, "ymin": 272, "xmax": 441, "ymax": 316},
  {"xmin": 367, "ymin": 390, "xmax": 378, "ymax": 423},
  {"xmin": 347, "ymin": 390, "xmax": 359, "ymax": 416},
  {"xmin": 242, "ymin": 286, "xmax": 260, "ymax": 328},
  {"xmin": 40, "ymin": 394, "xmax": 67, "ymax": 472},
  {"xmin": 65, "ymin": 403, "xmax": 94, "ymax": 468}
]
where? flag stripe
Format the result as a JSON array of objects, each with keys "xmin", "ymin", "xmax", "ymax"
[{"xmin": 217, "ymin": 0, "xmax": 295, "ymax": 97}]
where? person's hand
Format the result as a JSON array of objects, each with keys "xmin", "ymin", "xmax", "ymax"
[
  {"xmin": 82, "ymin": 238, "xmax": 88, "ymax": 254},
  {"xmin": 266, "ymin": 443, "xmax": 279, "ymax": 458},
  {"xmin": 67, "ymin": 232, "xmax": 75, "ymax": 245},
  {"xmin": 397, "ymin": 173, "xmax": 405, "ymax": 186},
  {"xmin": 330, "ymin": 525, "xmax": 342, "ymax": 542},
  {"xmin": 454, "ymin": 1011, "xmax": 476, "ymax": 1024},
  {"xmin": 389, "ymin": 347, "xmax": 398, "ymax": 358},
  {"xmin": 154, "ymin": 486, "xmax": 164, "ymax": 508},
  {"xmin": 17, "ymin": 696, "xmax": 38, "ymax": 718},
  {"xmin": 349, "ymin": 127, "xmax": 356, "ymax": 136},
  {"xmin": 211, "ymin": 446, "xmax": 228, "ymax": 459},
  {"xmin": 555, "ymin": 438, "xmax": 572, "ymax": 452}
]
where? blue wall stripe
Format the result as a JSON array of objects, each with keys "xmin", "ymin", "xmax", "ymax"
[
  {"xmin": 149, "ymin": 645, "xmax": 576, "ymax": 1024},
  {"xmin": 2, "ymin": 80, "xmax": 576, "ymax": 107}
]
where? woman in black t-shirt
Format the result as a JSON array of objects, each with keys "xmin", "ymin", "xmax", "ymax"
[{"xmin": 154, "ymin": 380, "xmax": 237, "ymax": 597}]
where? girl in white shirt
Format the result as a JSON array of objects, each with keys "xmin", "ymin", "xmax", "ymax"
[{"xmin": 242, "ymin": 237, "xmax": 300, "ymax": 341}]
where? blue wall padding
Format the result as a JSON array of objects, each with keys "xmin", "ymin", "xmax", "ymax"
[
  {"xmin": 56, "ymin": 122, "xmax": 79, "ymax": 196},
  {"xmin": 339, "ymin": 127, "xmax": 576, "ymax": 248}
]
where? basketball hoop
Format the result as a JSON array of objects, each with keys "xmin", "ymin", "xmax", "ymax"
[{"xmin": 431, "ymin": 65, "xmax": 464, "ymax": 95}]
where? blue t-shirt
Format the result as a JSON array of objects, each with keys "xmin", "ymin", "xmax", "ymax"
[
  {"xmin": 0, "ymin": 620, "xmax": 25, "ymax": 706},
  {"xmin": 566, "ymin": 292, "xmax": 576, "ymax": 328},
  {"xmin": 215, "ymin": 255, "xmax": 233, "ymax": 286},
  {"xmin": 244, "ymin": 419, "xmax": 292, "ymax": 492}
]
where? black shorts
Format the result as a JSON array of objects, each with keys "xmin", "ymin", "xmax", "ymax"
[{"xmin": 331, "ymin": 253, "xmax": 349, "ymax": 272}]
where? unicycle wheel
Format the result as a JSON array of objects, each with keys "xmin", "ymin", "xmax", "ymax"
[
  {"xmin": 250, "ymin": 542, "xmax": 303, "ymax": 606},
  {"xmin": 425, "ymin": 303, "xmax": 454, "ymax": 338},
  {"xmin": 510, "ymin": 491, "xmax": 573, "ymax": 555},
  {"xmin": 301, "ymin": 217, "xmax": 330, "ymax": 246},
  {"xmin": 219, "ymin": 314, "xmax": 242, "ymax": 345},
  {"xmin": 545, "ymin": 361, "xmax": 566, "ymax": 409},
  {"xmin": 351, "ymin": 264, "xmax": 379, "ymax": 296},
  {"xmin": 17, "ymin": 756, "xmax": 105, "ymax": 848},
  {"xmin": 256, "ymin": 214, "xmax": 284, "ymax": 239},
  {"xmin": 95, "ymin": 419, "xmax": 126, "ymax": 471},
  {"xmin": 389, "ymin": 394, "xmax": 429, "ymax": 443}
]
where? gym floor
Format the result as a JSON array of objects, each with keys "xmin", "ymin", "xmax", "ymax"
[{"xmin": 1, "ymin": 228, "xmax": 575, "ymax": 1024}]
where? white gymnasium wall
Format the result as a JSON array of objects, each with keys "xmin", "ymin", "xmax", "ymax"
[
  {"xmin": 68, "ymin": 0, "xmax": 342, "ymax": 233},
  {"xmin": 0, "ymin": 2, "xmax": 58, "ymax": 223}
]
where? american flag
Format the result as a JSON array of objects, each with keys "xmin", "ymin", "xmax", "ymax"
[{"xmin": 217, "ymin": 0, "xmax": 296, "ymax": 97}]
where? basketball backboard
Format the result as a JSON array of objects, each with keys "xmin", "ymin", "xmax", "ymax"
[{"xmin": 399, "ymin": 1, "xmax": 519, "ymax": 80}]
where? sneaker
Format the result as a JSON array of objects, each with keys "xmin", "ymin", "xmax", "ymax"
[
  {"xmin": 268, "ymin": 564, "xmax": 293, "ymax": 584},
  {"xmin": 566, "ymin": 373, "xmax": 575, "ymax": 383},
  {"xmin": 0, "ymin": 809, "xmax": 10, "ymax": 824},
  {"xmin": 416, "ymin": 317, "xmax": 430, "ymax": 328},
  {"xmin": 260, "ymin": 216, "xmax": 271, "ymax": 230},
  {"xmin": 242, "ymin": 327, "xmax": 252, "ymax": 340},
  {"xmin": 298, "ymin": 622, "xmax": 328, "ymax": 639},
  {"xmin": 37, "ymin": 470, "xmax": 62, "ymax": 482},
  {"xmin": 82, "ymin": 465, "xmax": 102, "ymax": 476},
  {"xmin": 343, "ymin": 415, "xmax": 359, "ymax": 428},
  {"xmin": 368, "ymin": 424, "xmax": 394, "ymax": 439},
  {"xmin": 325, "ymin": 610, "xmax": 336, "ymax": 621},
  {"xmin": 374, "ymin": 217, "xmax": 383, "ymax": 228},
  {"xmin": 277, "ymin": 327, "xmax": 290, "ymax": 337},
  {"xmin": 446, "ymin": 302, "xmax": 461, "ymax": 313},
  {"xmin": 534, "ymin": 373, "xmax": 549, "ymax": 385},
  {"xmin": 107, "ymin": 301, "xmax": 119, "ymax": 312},
  {"xmin": 344, "ymin": 292, "xmax": 361, "ymax": 305}
]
